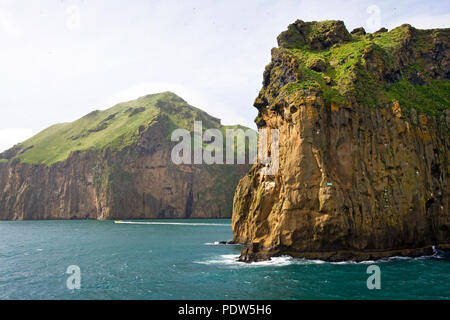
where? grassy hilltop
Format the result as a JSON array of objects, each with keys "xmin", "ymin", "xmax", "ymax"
[
  {"xmin": 1, "ymin": 92, "xmax": 253, "ymax": 165},
  {"xmin": 266, "ymin": 21, "xmax": 449, "ymax": 116}
]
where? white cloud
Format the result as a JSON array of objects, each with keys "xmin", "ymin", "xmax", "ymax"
[
  {"xmin": 0, "ymin": 128, "xmax": 35, "ymax": 153},
  {"xmin": 387, "ymin": 13, "xmax": 450, "ymax": 30},
  {"xmin": 66, "ymin": 5, "xmax": 81, "ymax": 31},
  {"xmin": 0, "ymin": 10, "xmax": 19, "ymax": 36},
  {"xmin": 0, "ymin": 0, "xmax": 448, "ymax": 148}
]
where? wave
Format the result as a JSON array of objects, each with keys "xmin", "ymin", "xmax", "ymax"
[
  {"xmin": 204, "ymin": 241, "xmax": 239, "ymax": 246},
  {"xmin": 194, "ymin": 252, "xmax": 445, "ymax": 267},
  {"xmin": 195, "ymin": 255, "xmax": 324, "ymax": 267},
  {"xmin": 114, "ymin": 221, "xmax": 230, "ymax": 226},
  {"xmin": 204, "ymin": 241, "xmax": 222, "ymax": 246},
  {"xmin": 195, "ymin": 254, "xmax": 295, "ymax": 267},
  {"xmin": 376, "ymin": 253, "xmax": 445, "ymax": 262}
]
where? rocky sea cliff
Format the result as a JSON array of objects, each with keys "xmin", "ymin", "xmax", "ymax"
[
  {"xmin": 232, "ymin": 20, "xmax": 450, "ymax": 261},
  {"xmin": 0, "ymin": 92, "xmax": 251, "ymax": 220}
]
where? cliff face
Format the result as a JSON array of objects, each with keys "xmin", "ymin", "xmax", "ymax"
[
  {"xmin": 0, "ymin": 92, "xmax": 250, "ymax": 220},
  {"xmin": 232, "ymin": 20, "xmax": 450, "ymax": 261}
]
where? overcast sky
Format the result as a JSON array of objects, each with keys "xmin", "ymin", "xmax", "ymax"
[{"xmin": 0, "ymin": 0, "xmax": 449, "ymax": 152}]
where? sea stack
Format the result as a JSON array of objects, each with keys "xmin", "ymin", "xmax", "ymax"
[{"xmin": 232, "ymin": 20, "xmax": 450, "ymax": 261}]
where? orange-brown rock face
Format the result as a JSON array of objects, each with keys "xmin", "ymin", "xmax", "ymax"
[{"xmin": 232, "ymin": 20, "xmax": 450, "ymax": 261}]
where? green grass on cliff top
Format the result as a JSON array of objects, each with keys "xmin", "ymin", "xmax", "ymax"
[
  {"xmin": 7, "ymin": 93, "xmax": 162, "ymax": 165},
  {"xmin": 2, "ymin": 92, "xmax": 253, "ymax": 165},
  {"xmin": 283, "ymin": 24, "xmax": 450, "ymax": 116}
]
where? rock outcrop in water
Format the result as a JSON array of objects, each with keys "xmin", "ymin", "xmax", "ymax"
[
  {"xmin": 0, "ymin": 92, "xmax": 251, "ymax": 220},
  {"xmin": 232, "ymin": 20, "xmax": 450, "ymax": 261}
]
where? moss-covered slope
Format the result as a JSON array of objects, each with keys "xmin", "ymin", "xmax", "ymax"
[
  {"xmin": 255, "ymin": 20, "xmax": 449, "ymax": 121},
  {"xmin": 1, "ymin": 92, "xmax": 232, "ymax": 165}
]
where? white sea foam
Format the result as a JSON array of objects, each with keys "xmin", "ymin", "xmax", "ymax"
[
  {"xmin": 204, "ymin": 241, "xmax": 239, "ymax": 246},
  {"xmin": 195, "ymin": 254, "xmax": 296, "ymax": 267},
  {"xmin": 249, "ymin": 256, "xmax": 295, "ymax": 267},
  {"xmin": 378, "ymin": 252, "xmax": 444, "ymax": 262},
  {"xmin": 114, "ymin": 221, "xmax": 230, "ymax": 226},
  {"xmin": 330, "ymin": 260, "xmax": 375, "ymax": 265},
  {"xmin": 194, "ymin": 254, "xmax": 287, "ymax": 267},
  {"xmin": 195, "ymin": 254, "xmax": 240, "ymax": 266},
  {"xmin": 204, "ymin": 241, "xmax": 221, "ymax": 246},
  {"xmin": 195, "ymin": 252, "xmax": 444, "ymax": 267}
]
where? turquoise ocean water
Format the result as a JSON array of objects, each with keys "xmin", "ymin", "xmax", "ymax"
[{"xmin": 0, "ymin": 219, "xmax": 448, "ymax": 300}]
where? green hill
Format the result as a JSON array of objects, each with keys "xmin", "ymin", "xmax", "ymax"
[
  {"xmin": 1, "ymin": 91, "xmax": 253, "ymax": 165},
  {"xmin": 0, "ymin": 91, "xmax": 254, "ymax": 220}
]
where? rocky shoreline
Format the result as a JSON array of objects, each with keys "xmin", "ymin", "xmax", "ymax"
[{"xmin": 236, "ymin": 242, "xmax": 450, "ymax": 263}]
